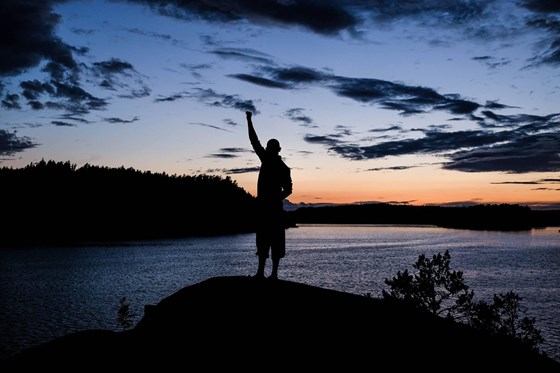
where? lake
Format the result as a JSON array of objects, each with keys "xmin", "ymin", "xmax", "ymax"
[{"xmin": 0, "ymin": 224, "xmax": 559, "ymax": 361}]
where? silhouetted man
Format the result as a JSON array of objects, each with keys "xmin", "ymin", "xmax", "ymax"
[{"xmin": 246, "ymin": 111, "xmax": 293, "ymax": 280}]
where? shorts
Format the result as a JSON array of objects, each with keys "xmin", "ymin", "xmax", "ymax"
[{"xmin": 256, "ymin": 225, "xmax": 286, "ymax": 260}]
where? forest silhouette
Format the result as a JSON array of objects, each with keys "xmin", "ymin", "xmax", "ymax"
[
  {"xmin": 1, "ymin": 160, "xmax": 258, "ymax": 245},
  {"xmin": 288, "ymin": 202, "xmax": 560, "ymax": 231},
  {"xmin": 1, "ymin": 160, "xmax": 558, "ymax": 246}
]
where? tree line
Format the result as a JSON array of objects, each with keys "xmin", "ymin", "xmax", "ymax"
[
  {"xmin": 0, "ymin": 159, "xmax": 258, "ymax": 245},
  {"xmin": 1, "ymin": 160, "xmax": 558, "ymax": 246},
  {"xmin": 286, "ymin": 203, "xmax": 560, "ymax": 231}
]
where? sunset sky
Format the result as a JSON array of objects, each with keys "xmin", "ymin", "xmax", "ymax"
[{"xmin": 1, "ymin": 0, "xmax": 559, "ymax": 208}]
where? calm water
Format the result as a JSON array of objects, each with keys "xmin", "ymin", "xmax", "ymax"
[{"xmin": 1, "ymin": 225, "xmax": 559, "ymax": 361}]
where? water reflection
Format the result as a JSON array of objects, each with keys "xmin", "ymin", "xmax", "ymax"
[{"xmin": 0, "ymin": 225, "xmax": 558, "ymax": 360}]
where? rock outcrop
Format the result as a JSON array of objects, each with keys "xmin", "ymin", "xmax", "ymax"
[{"xmin": 5, "ymin": 276, "xmax": 559, "ymax": 370}]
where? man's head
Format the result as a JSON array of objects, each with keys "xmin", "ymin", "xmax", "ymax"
[{"xmin": 266, "ymin": 138, "xmax": 281, "ymax": 154}]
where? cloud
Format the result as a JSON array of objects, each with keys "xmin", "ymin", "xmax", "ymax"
[
  {"xmin": 103, "ymin": 116, "xmax": 140, "ymax": 124},
  {"xmin": 364, "ymin": 1, "xmax": 487, "ymax": 25},
  {"xmin": 91, "ymin": 58, "xmax": 151, "ymax": 99},
  {"xmin": 522, "ymin": 0, "xmax": 560, "ymax": 13},
  {"xmin": 154, "ymin": 92, "xmax": 187, "ymax": 102},
  {"xmin": 232, "ymin": 65, "xmax": 483, "ymax": 116},
  {"xmin": 211, "ymin": 48, "xmax": 274, "ymax": 64},
  {"xmin": 266, "ymin": 66, "xmax": 327, "ymax": 84},
  {"xmin": 130, "ymin": 0, "xmax": 559, "ymax": 73},
  {"xmin": 126, "ymin": 27, "xmax": 186, "ymax": 47},
  {"xmin": 131, "ymin": 0, "xmax": 360, "ymax": 36},
  {"xmin": 472, "ymin": 56, "xmax": 512, "ymax": 69},
  {"xmin": 9, "ymin": 1, "xmax": 551, "ymax": 121},
  {"xmin": 206, "ymin": 153, "xmax": 238, "ymax": 159},
  {"xmin": 51, "ymin": 81, "xmax": 95, "ymax": 102},
  {"xmin": 185, "ymin": 88, "xmax": 258, "ymax": 113},
  {"xmin": 188, "ymin": 122, "xmax": 231, "ymax": 132},
  {"xmin": 285, "ymin": 108, "xmax": 316, "ymax": 127},
  {"xmin": 0, "ymin": 4, "xmax": 184, "ymax": 120},
  {"xmin": 223, "ymin": 119, "xmax": 238, "ymax": 126},
  {"xmin": 180, "ymin": 63, "xmax": 213, "ymax": 79},
  {"xmin": 2, "ymin": 0, "xmax": 558, "ymax": 96},
  {"xmin": 206, "ymin": 147, "xmax": 248, "ymax": 158},
  {"xmin": 364, "ymin": 165, "xmax": 416, "ymax": 172},
  {"xmin": 303, "ymin": 125, "xmax": 355, "ymax": 148},
  {"xmin": 49, "ymin": 80, "xmax": 108, "ymax": 113},
  {"xmin": 304, "ymin": 111, "xmax": 560, "ymax": 173},
  {"xmin": 492, "ymin": 176, "xmax": 560, "ymax": 191},
  {"xmin": 0, "ymin": 2, "xmax": 149, "ymax": 117},
  {"xmin": 71, "ymin": 27, "xmax": 95, "ymax": 35},
  {"xmin": 0, "ymin": 0, "xmax": 78, "ymax": 77},
  {"xmin": 444, "ymin": 132, "xmax": 560, "ymax": 173},
  {"xmin": 330, "ymin": 76, "xmax": 480, "ymax": 115},
  {"xmin": 1, "ymin": 57, "xmax": 109, "ymax": 117},
  {"xmin": 521, "ymin": 1, "xmax": 560, "ymax": 67},
  {"xmin": 155, "ymin": 88, "xmax": 257, "ymax": 112},
  {"xmin": 20, "ymin": 79, "xmax": 55, "ymax": 100},
  {"xmin": 92, "ymin": 59, "xmax": 134, "ymax": 74},
  {"xmin": 475, "ymin": 110, "xmax": 552, "ymax": 128},
  {"xmin": 128, "ymin": 1, "xmax": 558, "ymax": 72},
  {"xmin": 128, "ymin": 0, "xmax": 505, "ymax": 41},
  {"xmin": 224, "ymin": 166, "xmax": 260, "ymax": 174},
  {"xmin": 3, "ymin": 0, "xmax": 559, "ymax": 170},
  {"xmin": 55, "ymin": 114, "xmax": 93, "ymax": 124},
  {"xmin": 525, "ymin": 16, "xmax": 560, "ymax": 67},
  {"xmin": 369, "ymin": 125, "xmax": 403, "ymax": 133},
  {"xmin": 204, "ymin": 166, "xmax": 259, "ymax": 174},
  {"xmin": 314, "ymin": 129, "xmax": 508, "ymax": 161},
  {"xmin": 228, "ymin": 66, "xmax": 325, "ymax": 89},
  {"xmin": 491, "ymin": 181, "xmax": 540, "ymax": 185},
  {"xmin": 51, "ymin": 120, "xmax": 75, "ymax": 126},
  {"xmin": 220, "ymin": 147, "xmax": 247, "ymax": 153},
  {"xmin": 228, "ymin": 48, "xmax": 560, "ymax": 173},
  {"xmin": 0, "ymin": 129, "xmax": 38, "ymax": 155},
  {"xmin": 304, "ymin": 134, "xmax": 340, "ymax": 146},
  {"xmin": 4, "ymin": 57, "xmax": 145, "ymax": 116},
  {"xmin": 228, "ymin": 74, "xmax": 290, "ymax": 89},
  {"xmin": 1, "ymin": 93, "xmax": 21, "ymax": 109}
]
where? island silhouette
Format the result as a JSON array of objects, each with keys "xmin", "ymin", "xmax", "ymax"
[{"xmin": 3, "ymin": 276, "xmax": 559, "ymax": 370}]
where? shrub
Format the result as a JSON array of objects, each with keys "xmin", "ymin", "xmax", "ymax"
[
  {"xmin": 470, "ymin": 291, "xmax": 544, "ymax": 350},
  {"xmin": 383, "ymin": 250, "xmax": 543, "ymax": 351},
  {"xmin": 383, "ymin": 250, "xmax": 473, "ymax": 321},
  {"xmin": 117, "ymin": 296, "xmax": 136, "ymax": 331}
]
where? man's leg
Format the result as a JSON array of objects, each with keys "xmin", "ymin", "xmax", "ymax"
[
  {"xmin": 269, "ymin": 225, "xmax": 284, "ymax": 280},
  {"xmin": 254, "ymin": 230, "xmax": 268, "ymax": 278},
  {"xmin": 269, "ymin": 257, "xmax": 280, "ymax": 280},
  {"xmin": 254, "ymin": 255, "xmax": 266, "ymax": 278}
]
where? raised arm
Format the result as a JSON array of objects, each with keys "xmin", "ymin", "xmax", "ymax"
[{"xmin": 246, "ymin": 111, "xmax": 265, "ymax": 157}]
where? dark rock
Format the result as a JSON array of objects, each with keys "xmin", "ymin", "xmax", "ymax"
[{"xmin": 4, "ymin": 276, "xmax": 559, "ymax": 370}]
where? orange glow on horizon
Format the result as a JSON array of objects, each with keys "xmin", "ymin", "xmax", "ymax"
[{"xmin": 238, "ymin": 178, "xmax": 559, "ymax": 208}]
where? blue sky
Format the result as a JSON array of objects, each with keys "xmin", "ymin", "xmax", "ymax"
[{"xmin": 1, "ymin": 0, "xmax": 559, "ymax": 207}]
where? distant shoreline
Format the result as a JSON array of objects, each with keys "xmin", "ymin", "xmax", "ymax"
[
  {"xmin": 294, "ymin": 223, "xmax": 560, "ymax": 230},
  {"xmin": 295, "ymin": 223, "xmax": 438, "ymax": 228},
  {"xmin": 286, "ymin": 203, "xmax": 560, "ymax": 232},
  {"xmin": 2, "ymin": 161, "xmax": 559, "ymax": 246}
]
